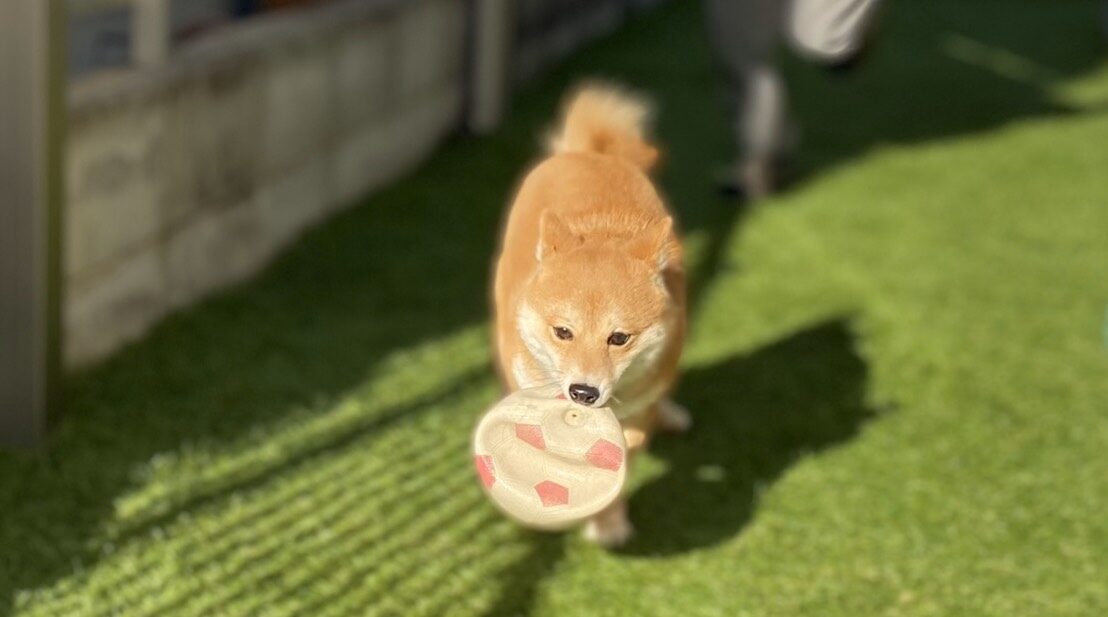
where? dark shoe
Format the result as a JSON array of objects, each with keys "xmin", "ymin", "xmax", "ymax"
[
  {"xmin": 825, "ymin": 48, "xmax": 868, "ymax": 75},
  {"xmin": 824, "ymin": 4, "xmax": 885, "ymax": 76},
  {"xmin": 713, "ymin": 158, "xmax": 784, "ymax": 201}
]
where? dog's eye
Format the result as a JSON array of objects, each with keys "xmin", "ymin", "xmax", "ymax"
[
  {"xmin": 607, "ymin": 332, "xmax": 630, "ymax": 346},
  {"xmin": 553, "ymin": 326, "xmax": 574, "ymax": 341}
]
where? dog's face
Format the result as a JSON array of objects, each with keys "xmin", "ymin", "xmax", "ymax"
[{"xmin": 515, "ymin": 213, "xmax": 675, "ymax": 407}]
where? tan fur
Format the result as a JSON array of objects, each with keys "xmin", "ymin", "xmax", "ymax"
[{"xmin": 491, "ymin": 84, "xmax": 687, "ymax": 546}]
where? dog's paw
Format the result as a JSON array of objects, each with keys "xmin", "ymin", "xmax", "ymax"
[
  {"xmin": 583, "ymin": 516, "xmax": 634, "ymax": 548},
  {"xmin": 623, "ymin": 427, "xmax": 647, "ymax": 450},
  {"xmin": 658, "ymin": 399, "xmax": 692, "ymax": 433}
]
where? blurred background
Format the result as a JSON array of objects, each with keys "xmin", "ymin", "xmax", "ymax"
[{"xmin": 1, "ymin": 0, "xmax": 1106, "ymax": 615}]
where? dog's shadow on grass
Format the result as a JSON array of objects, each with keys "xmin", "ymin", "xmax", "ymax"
[
  {"xmin": 482, "ymin": 319, "xmax": 876, "ymax": 615},
  {"xmin": 619, "ymin": 318, "xmax": 876, "ymax": 556}
]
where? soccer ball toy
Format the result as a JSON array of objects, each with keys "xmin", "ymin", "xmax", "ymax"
[{"xmin": 472, "ymin": 388, "xmax": 628, "ymax": 530}]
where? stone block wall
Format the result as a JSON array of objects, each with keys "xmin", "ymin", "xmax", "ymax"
[
  {"xmin": 65, "ymin": 0, "xmax": 465, "ymax": 366},
  {"xmin": 63, "ymin": 0, "xmax": 667, "ymax": 367}
]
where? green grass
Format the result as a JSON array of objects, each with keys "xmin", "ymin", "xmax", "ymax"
[{"xmin": 3, "ymin": 0, "xmax": 1107, "ymax": 615}]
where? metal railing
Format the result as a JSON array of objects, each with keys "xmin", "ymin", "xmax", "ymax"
[
  {"xmin": 70, "ymin": 0, "xmax": 170, "ymax": 67},
  {"xmin": 67, "ymin": 0, "xmax": 515, "ymax": 132}
]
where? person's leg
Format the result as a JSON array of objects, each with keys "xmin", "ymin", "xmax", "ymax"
[
  {"xmin": 787, "ymin": 0, "xmax": 884, "ymax": 69},
  {"xmin": 733, "ymin": 65, "xmax": 788, "ymax": 198},
  {"xmin": 704, "ymin": 0, "xmax": 791, "ymax": 199}
]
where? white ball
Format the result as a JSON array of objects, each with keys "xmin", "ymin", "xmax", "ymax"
[{"xmin": 472, "ymin": 388, "xmax": 628, "ymax": 530}]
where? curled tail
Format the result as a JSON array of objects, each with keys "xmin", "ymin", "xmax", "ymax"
[{"xmin": 547, "ymin": 83, "xmax": 659, "ymax": 171}]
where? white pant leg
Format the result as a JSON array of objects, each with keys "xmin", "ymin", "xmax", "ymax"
[
  {"xmin": 704, "ymin": 0, "xmax": 789, "ymax": 162},
  {"xmin": 740, "ymin": 65, "xmax": 788, "ymax": 163},
  {"xmin": 787, "ymin": 0, "xmax": 884, "ymax": 63}
]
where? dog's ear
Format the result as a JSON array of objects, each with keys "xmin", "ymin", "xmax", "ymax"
[
  {"xmin": 537, "ymin": 211, "xmax": 579, "ymax": 261},
  {"xmin": 623, "ymin": 216, "xmax": 674, "ymax": 270}
]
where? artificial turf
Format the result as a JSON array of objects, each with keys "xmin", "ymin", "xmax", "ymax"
[{"xmin": 2, "ymin": 0, "xmax": 1107, "ymax": 615}]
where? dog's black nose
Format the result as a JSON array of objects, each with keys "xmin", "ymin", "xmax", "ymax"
[{"xmin": 568, "ymin": 384, "xmax": 600, "ymax": 405}]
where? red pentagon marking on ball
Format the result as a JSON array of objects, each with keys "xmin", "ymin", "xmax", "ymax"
[
  {"xmin": 534, "ymin": 480, "xmax": 569, "ymax": 507},
  {"xmin": 514, "ymin": 423, "xmax": 546, "ymax": 450},
  {"xmin": 586, "ymin": 438, "xmax": 623, "ymax": 471},
  {"xmin": 474, "ymin": 455, "xmax": 496, "ymax": 488}
]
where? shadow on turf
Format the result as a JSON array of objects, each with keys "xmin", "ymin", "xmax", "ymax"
[
  {"xmin": 481, "ymin": 319, "xmax": 874, "ymax": 614},
  {"xmin": 1, "ymin": 0, "xmax": 1101, "ymax": 613},
  {"xmin": 621, "ymin": 319, "xmax": 875, "ymax": 556}
]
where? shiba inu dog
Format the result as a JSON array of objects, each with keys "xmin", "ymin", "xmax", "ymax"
[{"xmin": 491, "ymin": 84, "xmax": 689, "ymax": 546}]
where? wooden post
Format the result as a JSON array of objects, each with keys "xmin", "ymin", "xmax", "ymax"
[
  {"xmin": 132, "ymin": 0, "xmax": 171, "ymax": 67},
  {"xmin": 0, "ymin": 0, "xmax": 65, "ymax": 447},
  {"xmin": 467, "ymin": 0, "xmax": 514, "ymax": 134}
]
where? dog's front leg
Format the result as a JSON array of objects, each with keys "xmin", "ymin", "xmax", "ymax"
[
  {"xmin": 581, "ymin": 416, "xmax": 652, "ymax": 547},
  {"xmin": 657, "ymin": 398, "xmax": 692, "ymax": 433},
  {"xmin": 583, "ymin": 497, "xmax": 633, "ymax": 547}
]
